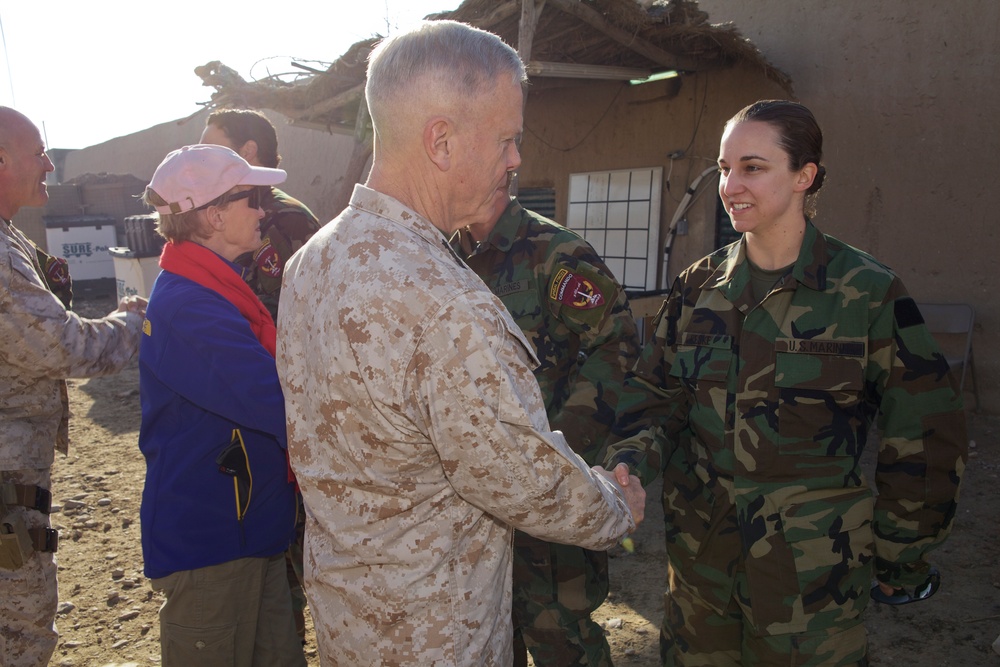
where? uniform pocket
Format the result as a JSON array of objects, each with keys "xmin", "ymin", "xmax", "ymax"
[
  {"xmin": 669, "ymin": 333, "xmax": 733, "ymax": 385},
  {"xmin": 778, "ymin": 488, "xmax": 874, "ymax": 626},
  {"xmin": 498, "ymin": 280, "xmax": 541, "ymax": 326},
  {"xmin": 161, "ymin": 622, "xmax": 236, "ymax": 666},
  {"xmin": 495, "ymin": 314, "xmax": 545, "ymax": 429},
  {"xmin": 774, "ymin": 337, "xmax": 867, "ymax": 457},
  {"xmin": 661, "ymin": 455, "xmax": 738, "ymax": 615},
  {"xmin": 662, "ymin": 458, "xmax": 719, "ymax": 557},
  {"xmin": 669, "ymin": 335, "xmax": 733, "ymax": 454}
]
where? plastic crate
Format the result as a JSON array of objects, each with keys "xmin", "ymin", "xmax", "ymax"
[
  {"xmin": 43, "ymin": 216, "xmax": 117, "ymax": 281},
  {"xmin": 109, "ymin": 247, "xmax": 161, "ymax": 299}
]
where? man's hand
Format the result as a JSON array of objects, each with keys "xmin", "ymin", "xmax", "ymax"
[
  {"xmin": 116, "ymin": 295, "xmax": 148, "ymax": 318},
  {"xmin": 593, "ymin": 462, "xmax": 645, "ymax": 526}
]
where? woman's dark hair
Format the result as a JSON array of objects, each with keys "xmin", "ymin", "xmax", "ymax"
[{"xmin": 727, "ymin": 100, "xmax": 827, "ymax": 215}]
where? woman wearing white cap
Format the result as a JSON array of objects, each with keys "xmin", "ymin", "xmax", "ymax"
[{"xmin": 138, "ymin": 145, "xmax": 305, "ymax": 666}]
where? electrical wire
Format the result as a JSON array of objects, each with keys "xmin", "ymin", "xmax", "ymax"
[
  {"xmin": 681, "ymin": 72, "xmax": 709, "ymax": 157},
  {"xmin": 524, "ymin": 84, "xmax": 625, "ymax": 153},
  {"xmin": 663, "ymin": 72, "xmax": 711, "ymax": 203}
]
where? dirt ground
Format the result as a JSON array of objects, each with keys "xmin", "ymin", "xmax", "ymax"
[{"xmin": 45, "ymin": 294, "xmax": 999, "ymax": 666}]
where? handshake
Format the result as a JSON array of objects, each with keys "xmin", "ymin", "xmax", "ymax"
[
  {"xmin": 116, "ymin": 295, "xmax": 148, "ymax": 319},
  {"xmin": 593, "ymin": 462, "xmax": 646, "ymax": 529}
]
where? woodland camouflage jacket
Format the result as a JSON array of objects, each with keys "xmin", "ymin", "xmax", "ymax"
[
  {"xmin": 453, "ymin": 199, "xmax": 639, "ymax": 465},
  {"xmin": 606, "ymin": 220, "xmax": 967, "ymax": 635}
]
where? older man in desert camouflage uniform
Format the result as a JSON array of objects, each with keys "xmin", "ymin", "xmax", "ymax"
[
  {"xmin": 0, "ymin": 107, "xmax": 145, "ymax": 666},
  {"xmin": 276, "ymin": 21, "xmax": 644, "ymax": 667},
  {"xmin": 453, "ymin": 196, "xmax": 640, "ymax": 666}
]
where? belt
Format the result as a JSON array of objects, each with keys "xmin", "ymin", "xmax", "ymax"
[
  {"xmin": 0, "ymin": 483, "xmax": 52, "ymax": 514},
  {"xmin": 0, "ymin": 483, "xmax": 57, "ymax": 556}
]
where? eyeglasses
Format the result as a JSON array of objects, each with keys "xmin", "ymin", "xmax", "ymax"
[
  {"xmin": 197, "ymin": 187, "xmax": 264, "ymax": 211},
  {"xmin": 870, "ymin": 567, "xmax": 941, "ymax": 605},
  {"xmin": 223, "ymin": 187, "xmax": 263, "ymax": 210}
]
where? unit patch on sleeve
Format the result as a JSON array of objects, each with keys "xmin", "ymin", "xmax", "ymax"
[
  {"xmin": 549, "ymin": 267, "xmax": 605, "ymax": 310},
  {"xmin": 43, "ymin": 256, "xmax": 71, "ymax": 290},
  {"xmin": 253, "ymin": 238, "xmax": 282, "ymax": 279}
]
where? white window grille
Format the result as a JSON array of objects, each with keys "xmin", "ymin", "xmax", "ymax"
[{"xmin": 566, "ymin": 167, "xmax": 662, "ymax": 291}]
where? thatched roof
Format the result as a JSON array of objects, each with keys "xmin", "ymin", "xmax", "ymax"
[{"xmin": 196, "ymin": 0, "xmax": 791, "ymax": 135}]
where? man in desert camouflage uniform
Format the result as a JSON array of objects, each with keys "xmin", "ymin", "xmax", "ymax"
[
  {"xmin": 605, "ymin": 218, "xmax": 968, "ymax": 665},
  {"xmin": 201, "ymin": 108, "xmax": 321, "ymax": 321},
  {"xmin": 276, "ymin": 21, "xmax": 645, "ymax": 667},
  {"xmin": 454, "ymin": 196, "xmax": 639, "ymax": 666},
  {"xmin": 0, "ymin": 107, "xmax": 145, "ymax": 666}
]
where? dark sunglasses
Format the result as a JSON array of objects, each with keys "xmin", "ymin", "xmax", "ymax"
[
  {"xmin": 224, "ymin": 187, "xmax": 264, "ymax": 210},
  {"xmin": 198, "ymin": 187, "xmax": 264, "ymax": 211}
]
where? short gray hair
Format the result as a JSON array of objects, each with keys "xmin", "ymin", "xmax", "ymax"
[
  {"xmin": 365, "ymin": 21, "xmax": 526, "ymax": 137},
  {"xmin": 142, "ymin": 188, "xmax": 209, "ymax": 244}
]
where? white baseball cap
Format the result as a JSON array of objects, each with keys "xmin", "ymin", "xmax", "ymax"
[{"xmin": 146, "ymin": 144, "xmax": 287, "ymax": 215}]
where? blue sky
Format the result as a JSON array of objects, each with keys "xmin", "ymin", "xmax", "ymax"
[{"xmin": 1, "ymin": 1, "xmax": 459, "ymax": 149}]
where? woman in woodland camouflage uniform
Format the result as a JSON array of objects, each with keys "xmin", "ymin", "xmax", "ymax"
[{"xmin": 605, "ymin": 100, "xmax": 967, "ymax": 666}]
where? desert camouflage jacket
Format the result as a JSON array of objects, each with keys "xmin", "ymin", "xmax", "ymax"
[
  {"xmin": 453, "ymin": 199, "xmax": 639, "ymax": 465},
  {"xmin": 276, "ymin": 185, "xmax": 635, "ymax": 666},
  {"xmin": 0, "ymin": 220, "xmax": 142, "ymax": 470},
  {"xmin": 606, "ymin": 220, "xmax": 967, "ymax": 636},
  {"xmin": 236, "ymin": 186, "xmax": 320, "ymax": 321}
]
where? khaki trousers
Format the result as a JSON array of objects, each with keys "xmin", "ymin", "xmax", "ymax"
[{"xmin": 151, "ymin": 553, "xmax": 305, "ymax": 667}]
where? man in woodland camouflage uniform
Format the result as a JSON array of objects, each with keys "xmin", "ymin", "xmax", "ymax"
[
  {"xmin": 0, "ymin": 107, "xmax": 145, "ymax": 666},
  {"xmin": 201, "ymin": 108, "xmax": 321, "ymax": 320},
  {"xmin": 454, "ymin": 195, "xmax": 640, "ymax": 666}
]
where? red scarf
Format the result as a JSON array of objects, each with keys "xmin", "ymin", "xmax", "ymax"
[{"xmin": 159, "ymin": 241, "xmax": 277, "ymax": 356}]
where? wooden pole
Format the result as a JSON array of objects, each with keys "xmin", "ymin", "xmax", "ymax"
[{"xmin": 514, "ymin": 0, "xmax": 546, "ymax": 195}]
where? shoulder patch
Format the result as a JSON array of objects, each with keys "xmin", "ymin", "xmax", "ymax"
[
  {"xmin": 895, "ymin": 296, "xmax": 924, "ymax": 329},
  {"xmin": 253, "ymin": 238, "xmax": 282, "ymax": 278},
  {"xmin": 548, "ymin": 267, "xmax": 605, "ymax": 310},
  {"xmin": 142, "ymin": 318, "xmax": 152, "ymax": 336},
  {"xmin": 44, "ymin": 256, "xmax": 71, "ymax": 289}
]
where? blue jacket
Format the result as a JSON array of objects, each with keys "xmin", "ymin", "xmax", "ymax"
[{"xmin": 138, "ymin": 260, "xmax": 296, "ymax": 579}]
